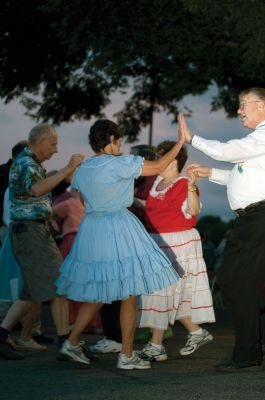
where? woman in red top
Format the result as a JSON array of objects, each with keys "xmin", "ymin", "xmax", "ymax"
[{"xmin": 137, "ymin": 143, "xmax": 215, "ymax": 361}]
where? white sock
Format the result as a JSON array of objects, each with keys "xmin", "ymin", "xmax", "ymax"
[
  {"xmin": 150, "ymin": 342, "xmax": 162, "ymax": 350},
  {"xmin": 190, "ymin": 328, "xmax": 203, "ymax": 336},
  {"xmin": 121, "ymin": 353, "xmax": 134, "ymax": 360}
]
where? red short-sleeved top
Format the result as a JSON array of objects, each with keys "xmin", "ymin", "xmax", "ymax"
[{"xmin": 145, "ymin": 176, "xmax": 198, "ymax": 233}]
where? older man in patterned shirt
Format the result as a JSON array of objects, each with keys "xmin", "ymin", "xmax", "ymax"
[{"xmin": 0, "ymin": 124, "xmax": 85, "ymax": 361}]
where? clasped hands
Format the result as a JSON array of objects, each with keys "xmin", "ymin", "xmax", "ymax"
[{"xmin": 177, "ymin": 113, "xmax": 212, "ymax": 179}]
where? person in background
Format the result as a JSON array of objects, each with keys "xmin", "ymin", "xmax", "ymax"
[
  {"xmin": 129, "ymin": 145, "xmax": 157, "ymax": 225},
  {"xmin": 201, "ymin": 232, "xmax": 216, "ymax": 273},
  {"xmin": 0, "ymin": 141, "xmax": 28, "ymax": 245},
  {"xmin": 53, "ymin": 189, "xmax": 85, "ymax": 260}
]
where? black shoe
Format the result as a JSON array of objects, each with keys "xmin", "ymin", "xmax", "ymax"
[
  {"xmin": 215, "ymin": 360, "xmax": 263, "ymax": 373},
  {"xmin": 0, "ymin": 343, "xmax": 25, "ymax": 360},
  {"xmin": 32, "ymin": 334, "xmax": 54, "ymax": 344}
]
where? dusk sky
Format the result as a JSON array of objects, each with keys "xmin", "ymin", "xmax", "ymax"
[{"xmin": 0, "ymin": 84, "xmax": 246, "ymax": 221}]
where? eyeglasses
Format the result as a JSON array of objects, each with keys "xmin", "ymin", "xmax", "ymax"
[{"xmin": 238, "ymin": 100, "xmax": 262, "ymax": 110}]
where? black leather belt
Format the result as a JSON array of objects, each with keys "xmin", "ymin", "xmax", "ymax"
[{"xmin": 235, "ymin": 200, "xmax": 265, "ymax": 218}]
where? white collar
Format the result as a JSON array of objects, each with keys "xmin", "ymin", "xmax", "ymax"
[
  {"xmin": 256, "ymin": 120, "xmax": 265, "ymax": 129},
  {"xmin": 149, "ymin": 175, "xmax": 187, "ymax": 198}
]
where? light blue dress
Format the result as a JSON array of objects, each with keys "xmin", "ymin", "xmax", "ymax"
[
  {"xmin": 0, "ymin": 230, "xmax": 23, "ymax": 301},
  {"xmin": 56, "ymin": 154, "xmax": 179, "ymax": 303}
]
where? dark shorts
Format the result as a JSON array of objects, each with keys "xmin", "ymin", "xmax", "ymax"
[{"xmin": 10, "ymin": 220, "xmax": 63, "ymax": 302}]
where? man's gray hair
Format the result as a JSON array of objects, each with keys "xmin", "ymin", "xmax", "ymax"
[
  {"xmin": 28, "ymin": 124, "xmax": 56, "ymax": 144},
  {"xmin": 240, "ymin": 87, "xmax": 265, "ymax": 101}
]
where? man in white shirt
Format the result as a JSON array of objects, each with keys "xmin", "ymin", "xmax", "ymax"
[{"xmin": 178, "ymin": 87, "xmax": 265, "ymax": 372}]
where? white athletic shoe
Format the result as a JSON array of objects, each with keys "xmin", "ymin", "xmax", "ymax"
[
  {"xmin": 59, "ymin": 339, "xmax": 91, "ymax": 364},
  {"xmin": 117, "ymin": 351, "xmax": 151, "ymax": 370},
  {"xmin": 89, "ymin": 337, "xmax": 122, "ymax": 353},
  {"xmin": 137, "ymin": 342, "xmax": 168, "ymax": 361},
  {"xmin": 179, "ymin": 329, "xmax": 213, "ymax": 356}
]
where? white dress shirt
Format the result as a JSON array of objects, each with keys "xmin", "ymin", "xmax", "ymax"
[{"xmin": 191, "ymin": 120, "xmax": 265, "ymax": 210}]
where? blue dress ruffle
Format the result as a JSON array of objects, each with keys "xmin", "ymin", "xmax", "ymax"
[{"xmin": 56, "ymin": 210, "xmax": 179, "ymax": 303}]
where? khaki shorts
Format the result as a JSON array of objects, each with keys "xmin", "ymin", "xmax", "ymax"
[{"xmin": 10, "ymin": 220, "xmax": 63, "ymax": 302}]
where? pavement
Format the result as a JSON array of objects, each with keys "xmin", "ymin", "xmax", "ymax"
[{"xmin": 1, "ymin": 309, "xmax": 265, "ymax": 400}]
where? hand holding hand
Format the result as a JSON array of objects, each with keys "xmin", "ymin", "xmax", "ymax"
[
  {"xmin": 67, "ymin": 154, "xmax": 85, "ymax": 173},
  {"xmin": 186, "ymin": 163, "xmax": 212, "ymax": 178},
  {"xmin": 187, "ymin": 171, "xmax": 197, "ymax": 187},
  {"xmin": 178, "ymin": 113, "xmax": 193, "ymax": 144}
]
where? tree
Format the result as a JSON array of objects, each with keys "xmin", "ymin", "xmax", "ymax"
[
  {"xmin": 0, "ymin": 0, "xmax": 265, "ymax": 142},
  {"xmin": 183, "ymin": 0, "xmax": 265, "ymax": 116},
  {"xmin": 0, "ymin": 0, "xmax": 113, "ymax": 124}
]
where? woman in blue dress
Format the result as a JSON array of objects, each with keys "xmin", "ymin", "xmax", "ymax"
[{"xmin": 57, "ymin": 119, "xmax": 184, "ymax": 369}]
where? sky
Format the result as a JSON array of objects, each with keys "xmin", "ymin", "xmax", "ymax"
[{"xmin": 0, "ymin": 84, "xmax": 247, "ymax": 221}]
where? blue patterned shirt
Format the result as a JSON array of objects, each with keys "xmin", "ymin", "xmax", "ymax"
[{"xmin": 9, "ymin": 148, "xmax": 52, "ymax": 220}]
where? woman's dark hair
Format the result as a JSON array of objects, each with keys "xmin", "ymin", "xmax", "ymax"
[
  {"xmin": 130, "ymin": 144, "xmax": 156, "ymax": 160},
  {"xmin": 12, "ymin": 140, "xmax": 28, "ymax": 159},
  {"xmin": 156, "ymin": 140, "xmax": 188, "ymax": 173},
  {"xmin": 89, "ymin": 119, "xmax": 123, "ymax": 152}
]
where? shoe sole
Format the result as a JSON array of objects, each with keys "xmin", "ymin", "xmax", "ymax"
[
  {"xmin": 117, "ymin": 364, "xmax": 151, "ymax": 370},
  {"xmin": 140, "ymin": 354, "xmax": 168, "ymax": 362},
  {"xmin": 179, "ymin": 335, "xmax": 213, "ymax": 356},
  {"xmin": 152, "ymin": 354, "xmax": 168, "ymax": 362}
]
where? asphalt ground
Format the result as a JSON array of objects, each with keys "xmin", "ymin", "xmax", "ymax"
[{"xmin": 1, "ymin": 309, "xmax": 265, "ymax": 400}]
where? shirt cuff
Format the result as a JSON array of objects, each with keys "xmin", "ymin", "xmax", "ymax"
[
  {"xmin": 191, "ymin": 135, "xmax": 205, "ymax": 149},
  {"xmin": 209, "ymin": 168, "xmax": 230, "ymax": 186}
]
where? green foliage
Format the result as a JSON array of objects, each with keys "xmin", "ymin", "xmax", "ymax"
[{"xmin": 0, "ymin": 0, "xmax": 265, "ymax": 139}]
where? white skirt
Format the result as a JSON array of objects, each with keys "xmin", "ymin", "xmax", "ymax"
[{"xmin": 137, "ymin": 228, "xmax": 215, "ymax": 330}]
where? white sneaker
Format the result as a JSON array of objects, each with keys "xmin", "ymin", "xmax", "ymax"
[
  {"xmin": 117, "ymin": 351, "xmax": 151, "ymax": 370},
  {"xmin": 137, "ymin": 342, "xmax": 168, "ymax": 361},
  {"xmin": 179, "ymin": 329, "xmax": 213, "ymax": 356},
  {"xmin": 89, "ymin": 337, "xmax": 122, "ymax": 353},
  {"xmin": 16, "ymin": 338, "xmax": 47, "ymax": 352},
  {"xmin": 59, "ymin": 339, "xmax": 90, "ymax": 364}
]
